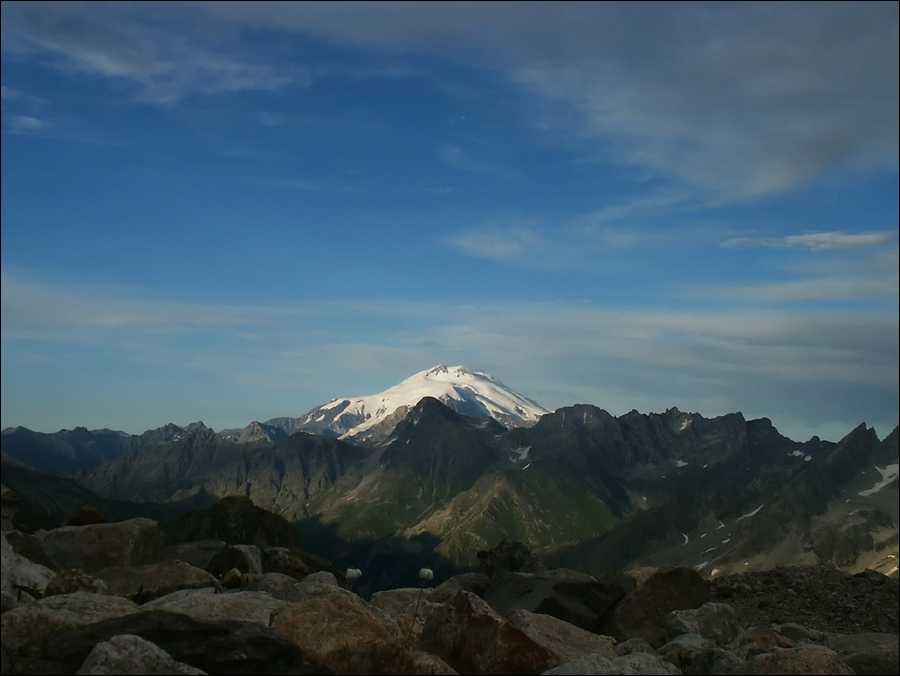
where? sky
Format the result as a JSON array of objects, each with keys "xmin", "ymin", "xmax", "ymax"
[{"xmin": 1, "ymin": 1, "xmax": 898, "ymax": 443}]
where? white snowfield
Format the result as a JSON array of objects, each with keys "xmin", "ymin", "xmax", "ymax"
[
  {"xmin": 858, "ymin": 463, "xmax": 900, "ymax": 497},
  {"xmin": 318, "ymin": 365, "xmax": 548, "ymax": 441}
]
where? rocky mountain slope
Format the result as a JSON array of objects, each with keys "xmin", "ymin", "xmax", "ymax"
[{"xmin": 67, "ymin": 394, "xmax": 899, "ymax": 584}]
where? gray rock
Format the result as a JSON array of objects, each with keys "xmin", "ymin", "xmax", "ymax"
[
  {"xmin": 776, "ymin": 622, "xmax": 826, "ymax": 642},
  {"xmin": 154, "ymin": 539, "xmax": 227, "ymax": 570},
  {"xmin": 42, "ymin": 608, "xmax": 326, "ymax": 674},
  {"xmin": 477, "ymin": 538, "xmax": 547, "ymax": 580},
  {"xmin": 430, "ymin": 571, "xmax": 491, "ymax": 602},
  {"xmin": 507, "ymin": 607, "xmax": 618, "ymax": 664},
  {"xmin": 37, "ymin": 518, "xmax": 164, "ymax": 572},
  {"xmin": 295, "ymin": 570, "xmax": 339, "ymax": 593},
  {"xmin": 542, "ymin": 652, "xmax": 682, "ymax": 674},
  {"xmin": 418, "ymin": 590, "xmax": 558, "ymax": 675},
  {"xmin": 143, "ymin": 588, "xmax": 286, "ymax": 625},
  {"xmin": 484, "ymin": 570, "xmax": 634, "ymax": 634},
  {"xmin": 684, "ymin": 647, "xmax": 747, "ymax": 676},
  {"xmin": 617, "ymin": 638, "xmax": 654, "ymax": 656},
  {"xmin": 263, "ymin": 546, "xmax": 342, "ymax": 581},
  {"xmin": 744, "ymin": 644, "xmax": 854, "ymax": 674},
  {"xmin": 1, "ymin": 484, "xmax": 18, "ymax": 532},
  {"xmin": 95, "ymin": 560, "xmax": 219, "ymax": 602},
  {"xmin": 606, "ymin": 566, "xmax": 710, "ymax": 647},
  {"xmin": 205, "ymin": 544, "xmax": 262, "ymax": 579},
  {"xmin": 44, "ymin": 568, "xmax": 108, "ymax": 596},
  {"xmin": 825, "ymin": 632, "xmax": 899, "ymax": 676},
  {"xmin": 0, "ymin": 591, "xmax": 138, "ymax": 655},
  {"xmin": 4, "ymin": 529, "xmax": 58, "ymax": 570},
  {"xmin": 240, "ymin": 572, "xmax": 309, "ymax": 602},
  {"xmin": 270, "ymin": 584, "xmax": 422, "ymax": 675},
  {"xmin": 76, "ymin": 634, "xmax": 206, "ymax": 675},
  {"xmin": 656, "ymin": 633, "xmax": 710, "ymax": 670},
  {"xmin": 1, "ymin": 531, "xmax": 56, "ymax": 602},
  {"xmin": 666, "ymin": 602, "xmax": 743, "ymax": 647}
]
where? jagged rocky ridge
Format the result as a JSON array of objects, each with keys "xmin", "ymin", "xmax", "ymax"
[
  {"xmin": 55, "ymin": 399, "xmax": 899, "ymax": 586},
  {"xmin": 1, "ymin": 493, "xmax": 896, "ymax": 675}
]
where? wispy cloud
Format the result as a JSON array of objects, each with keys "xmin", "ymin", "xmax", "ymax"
[
  {"xmin": 257, "ymin": 111, "xmax": 287, "ymax": 127},
  {"xmin": 203, "ymin": 2, "xmax": 898, "ymax": 199},
  {"xmin": 723, "ymin": 231, "xmax": 898, "ymax": 251},
  {"xmin": 3, "ymin": 273, "xmax": 896, "ymax": 439},
  {"xmin": 0, "ymin": 273, "xmax": 303, "ymax": 340},
  {"xmin": 5, "ymin": 115, "xmax": 55, "ymax": 136},
  {"xmin": 1, "ymin": 3, "xmax": 299, "ymax": 105},
  {"xmin": 709, "ymin": 278, "xmax": 899, "ymax": 303},
  {"xmin": 445, "ymin": 225, "xmax": 546, "ymax": 260},
  {"xmin": 4, "ymin": 3, "xmax": 894, "ymax": 198},
  {"xmin": 439, "ymin": 144, "xmax": 517, "ymax": 180}
]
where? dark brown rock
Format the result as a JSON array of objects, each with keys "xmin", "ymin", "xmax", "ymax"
[
  {"xmin": 44, "ymin": 569, "xmax": 107, "ymax": 596},
  {"xmin": 76, "ymin": 634, "xmax": 206, "ymax": 675},
  {"xmin": 39, "ymin": 609, "xmax": 327, "ymax": 675},
  {"xmin": 745, "ymin": 645, "xmax": 854, "ymax": 674},
  {"xmin": 484, "ymin": 570, "xmax": 634, "ymax": 634},
  {"xmin": 206, "ymin": 544, "xmax": 262, "ymax": 579},
  {"xmin": 95, "ymin": 560, "xmax": 220, "ymax": 602},
  {"xmin": 605, "ymin": 566, "xmax": 710, "ymax": 647},
  {"xmin": 263, "ymin": 546, "xmax": 342, "ymax": 582},
  {"xmin": 271, "ymin": 585, "xmax": 420, "ymax": 675},
  {"xmin": 825, "ymin": 632, "xmax": 899, "ymax": 676},
  {"xmin": 61, "ymin": 504, "xmax": 106, "ymax": 527},
  {"xmin": 477, "ymin": 538, "xmax": 547, "ymax": 580},
  {"xmin": 418, "ymin": 590, "xmax": 557, "ymax": 675},
  {"xmin": 37, "ymin": 518, "xmax": 164, "ymax": 573}
]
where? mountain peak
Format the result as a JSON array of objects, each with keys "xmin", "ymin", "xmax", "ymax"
[
  {"xmin": 274, "ymin": 365, "xmax": 548, "ymax": 445},
  {"xmin": 425, "ymin": 364, "xmax": 474, "ymax": 377}
]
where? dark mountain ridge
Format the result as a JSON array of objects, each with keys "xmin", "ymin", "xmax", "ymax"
[{"xmin": 5, "ymin": 395, "xmax": 897, "ymax": 593}]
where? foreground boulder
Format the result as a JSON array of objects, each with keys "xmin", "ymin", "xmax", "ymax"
[
  {"xmin": 825, "ymin": 632, "xmax": 899, "ymax": 676},
  {"xmin": 418, "ymin": 590, "xmax": 558, "ymax": 675},
  {"xmin": 543, "ymin": 652, "xmax": 681, "ymax": 675},
  {"xmin": 27, "ymin": 608, "xmax": 326, "ymax": 675},
  {"xmin": 37, "ymin": 518, "xmax": 164, "ymax": 572},
  {"xmin": 77, "ymin": 634, "xmax": 206, "ymax": 675},
  {"xmin": 271, "ymin": 584, "xmax": 427, "ymax": 675},
  {"xmin": 1, "ymin": 531, "xmax": 56, "ymax": 606},
  {"xmin": 144, "ymin": 588, "xmax": 287, "ymax": 626},
  {"xmin": 263, "ymin": 546, "xmax": 344, "ymax": 582},
  {"xmin": 95, "ymin": 560, "xmax": 219, "ymax": 602},
  {"xmin": 1, "ymin": 591, "xmax": 138, "ymax": 655},
  {"xmin": 605, "ymin": 566, "xmax": 710, "ymax": 647},
  {"xmin": 665, "ymin": 602, "xmax": 743, "ymax": 647},
  {"xmin": 484, "ymin": 570, "xmax": 634, "ymax": 634},
  {"xmin": 506, "ymin": 608, "xmax": 617, "ymax": 664},
  {"xmin": 744, "ymin": 644, "xmax": 855, "ymax": 675}
]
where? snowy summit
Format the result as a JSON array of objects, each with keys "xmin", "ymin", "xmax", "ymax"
[{"xmin": 274, "ymin": 365, "xmax": 548, "ymax": 444}]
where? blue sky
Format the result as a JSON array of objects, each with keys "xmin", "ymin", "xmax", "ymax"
[{"xmin": 2, "ymin": 1, "xmax": 897, "ymax": 442}]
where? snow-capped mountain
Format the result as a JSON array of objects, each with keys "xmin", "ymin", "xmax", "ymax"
[{"xmin": 270, "ymin": 365, "xmax": 548, "ymax": 444}]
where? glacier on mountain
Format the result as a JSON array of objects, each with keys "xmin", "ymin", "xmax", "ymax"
[{"xmin": 268, "ymin": 365, "xmax": 548, "ymax": 444}]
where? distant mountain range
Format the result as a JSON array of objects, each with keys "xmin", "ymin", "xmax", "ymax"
[
  {"xmin": 2, "ymin": 365, "xmax": 544, "ymax": 469},
  {"xmin": 2, "ymin": 366, "xmax": 897, "ymax": 594}
]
